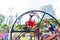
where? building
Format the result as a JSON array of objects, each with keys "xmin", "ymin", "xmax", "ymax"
[{"xmin": 40, "ymin": 4, "xmax": 56, "ymax": 19}]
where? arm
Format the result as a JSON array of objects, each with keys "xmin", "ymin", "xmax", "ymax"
[{"xmin": 46, "ymin": 32, "xmax": 56, "ymax": 40}]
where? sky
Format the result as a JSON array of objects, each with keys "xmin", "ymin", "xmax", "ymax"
[
  {"xmin": 0, "ymin": 0, "xmax": 60, "ymax": 24},
  {"xmin": 0, "ymin": 0, "xmax": 59, "ymax": 17}
]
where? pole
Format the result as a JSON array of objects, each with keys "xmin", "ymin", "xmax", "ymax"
[
  {"xmin": 30, "ymin": 34, "xmax": 32, "ymax": 40},
  {"xmin": 9, "ymin": 7, "xmax": 14, "ymax": 40}
]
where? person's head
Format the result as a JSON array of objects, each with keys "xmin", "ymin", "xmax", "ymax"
[{"xmin": 44, "ymin": 19, "xmax": 50, "ymax": 25}]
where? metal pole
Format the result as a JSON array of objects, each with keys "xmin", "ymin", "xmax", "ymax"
[
  {"xmin": 37, "ymin": 27, "xmax": 40, "ymax": 40},
  {"xmin": 10, "ymin": 32, "xmax": 12, "ymax": 40},
  {"xmin": 30, "ymin": 35, "xmax": 32, "ymax": 40},
  {"xmin": 9, "ymin": 7, "xmax": 14, "ymax": 40}
]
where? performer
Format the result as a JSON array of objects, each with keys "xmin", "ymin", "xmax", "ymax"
[
  {"xmin": 44, "ymin": 19, "xmax": 56, "ymax": 35},
  {"xmin": 40, "ymin": 32, "xmax": 56, "ymax": 40}
]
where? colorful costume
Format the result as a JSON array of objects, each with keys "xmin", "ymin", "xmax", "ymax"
[
  {"xmin": 26, "ymin": 20, "xmax": 35, "ymax": 28},
  {"xmin": 47, "ymin": 24, "xmax": 56, "ymax": 34}
]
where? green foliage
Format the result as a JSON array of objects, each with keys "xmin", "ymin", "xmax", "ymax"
[
  {"xmin": 16, "ymin": 24, "xmax": 22, "ymax": 30},
  {"xmin": 57, "ymin": 18, "xmax": 60, "ymax": 23},
  {"xmin": 0, "ymin": 24, "xmax": 9, "ymax": 33},
  {"xmin": 37, "ymin": 19, "xmax": 58, "ymax": 29}
]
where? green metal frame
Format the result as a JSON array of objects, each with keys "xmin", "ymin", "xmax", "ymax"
[{"xmin": 10, "ymin": 10, "xmax": 59, "ymax": 40}]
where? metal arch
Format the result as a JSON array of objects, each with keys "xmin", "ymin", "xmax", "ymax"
[
  {"xmin": 11, "ymin": 10, "xmax": 59, "ymax": 40},
  {"xmin": 12, "ymin": 10, "xmax": 59, "ymax": 30}
]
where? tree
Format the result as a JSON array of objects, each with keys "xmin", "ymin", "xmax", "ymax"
[{"xmin": 0, "ymin": 14, "xmax": 5, "ymax": 24}]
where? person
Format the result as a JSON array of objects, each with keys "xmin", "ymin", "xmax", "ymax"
[
  {"xmin": 23, "ymin": 13, "xmax": 36, "ymax": 30},
  {"xmin": 40, "ymin": 31, "xmax": 56, "ymax": 40},
  {"xmin": 5, "ymin": 34, "xmax": 8, "ymax": 40},
  {"xmin": 44, "ymin": 19, "xmax": 56, "ymax": 35}
]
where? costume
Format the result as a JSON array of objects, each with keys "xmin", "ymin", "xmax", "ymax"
[{"xmin": 26, "ymin": 20, "xmax": 35, "ymax": 28}]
